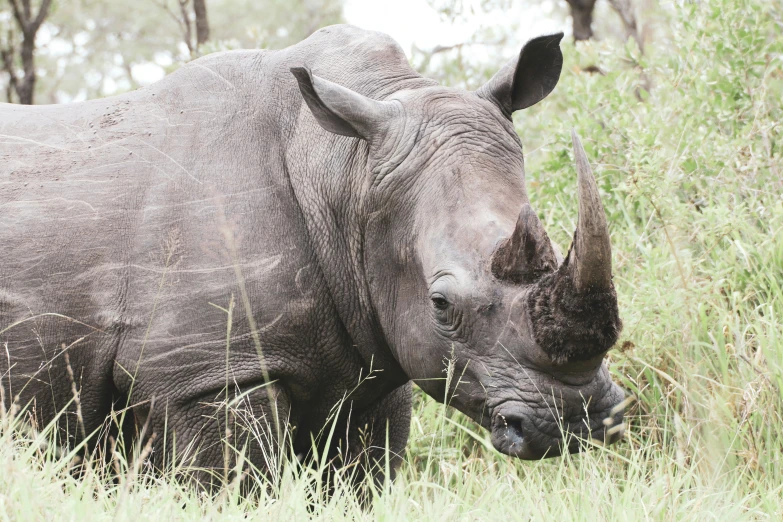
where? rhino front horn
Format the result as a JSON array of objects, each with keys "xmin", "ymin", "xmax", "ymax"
[{"xmin": 568, "ymin": 130, "xmax": 612, "ymax": 293}]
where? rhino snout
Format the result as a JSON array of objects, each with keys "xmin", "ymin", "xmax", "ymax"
[{"xmin": 489, "ymin": 388, "xmax": 627, "ymax": 459}]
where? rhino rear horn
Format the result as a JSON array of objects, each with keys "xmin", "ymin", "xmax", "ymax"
[
  {"xmin": 567, "ymin": 130, "xmax": 613, "ymax": 293},
  {"xmin": 290, "ymin": 66, "xmax": 396, "ymax": 141},
  {"xmin": 476, "ymin": 33, "xmax": 564, "ymax": 116},
  {"xmin": 491, "ymin": 204, "xmax": 557, "ymax": 284}
]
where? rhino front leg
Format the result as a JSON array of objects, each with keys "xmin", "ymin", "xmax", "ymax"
[{"xmin": 341, "ymin": 382, "xmax": 412, "ymax": 492}]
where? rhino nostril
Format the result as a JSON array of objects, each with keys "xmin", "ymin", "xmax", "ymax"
[{"xmin": 502, "ymin": 416, "xmax": 525, "ymax": 447}]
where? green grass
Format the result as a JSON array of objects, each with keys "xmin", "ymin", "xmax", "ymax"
[{"xmin": 2, "ymin": 0, "xmax": 783, "ymax": 519}]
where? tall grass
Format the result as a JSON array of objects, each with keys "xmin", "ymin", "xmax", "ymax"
[{"xmin": 2, "ymin": 0, "xmax": 782, "ymax": 519}]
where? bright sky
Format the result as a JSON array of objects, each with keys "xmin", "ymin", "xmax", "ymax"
[{"xmin": 343, "ymin": 0, "xmax": 565, "ymax": 58}]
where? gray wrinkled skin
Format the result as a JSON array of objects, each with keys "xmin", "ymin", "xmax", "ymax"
[{"xmin": 0, "ymin": 25, "xmax": 624, "ymax": 486}]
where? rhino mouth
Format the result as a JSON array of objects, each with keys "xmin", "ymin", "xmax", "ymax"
[{"xmin": 489, "ymin": 402, "xmax": 626, "ymax": 459}]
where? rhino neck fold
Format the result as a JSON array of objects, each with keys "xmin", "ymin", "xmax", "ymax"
[{"xmin": 284, "ymin": 129, "xmax": 409, "ymax": 401}]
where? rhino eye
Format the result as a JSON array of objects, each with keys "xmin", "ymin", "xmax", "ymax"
[{"xmin": 431, "ymin": 295, "xmax": 450, "ymax": 310}]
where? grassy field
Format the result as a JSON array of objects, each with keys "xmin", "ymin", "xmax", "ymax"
[{"xmin": 2, "ymin": 0, "xmax": 782, "ymax": 519}]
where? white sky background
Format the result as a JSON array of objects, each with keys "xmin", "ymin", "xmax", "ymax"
[{"xmin": 344, "ymin": 0, "xmax": 566, "ymax": 59}]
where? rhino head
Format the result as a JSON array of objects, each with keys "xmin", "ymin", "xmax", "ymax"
[{"xmin": 291, "ymin": 33, "xmax": 625, "ymax": 459}]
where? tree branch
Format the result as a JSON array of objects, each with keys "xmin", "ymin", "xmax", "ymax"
[
  {"xmin": 0, "ymin": 26, "xmax": 17, "ymax": 101},
  {"xmin": 7, "ymin": 0, "xmax": 27, "ymax": 32},
  {"xmin": 178, "ymin": 0, "xmax": 193, "ymax": 55},
  {"xmin": 21, "ymin": 0, "xmax": 30, "ymax": 24},
  {"xmin": 0, "ymin": 42, "xmax": 19, "ymax": 102},
  {"xmin": 149, "ymin": 0, "xmax": 187, "ymax": 35},
  {"xmin": 30, "ymin": 0, "xmax": 53, "ymax": 33},
  {"xmin": 149, "ymin": 0, "xmax": 193, "ymax": 56}
]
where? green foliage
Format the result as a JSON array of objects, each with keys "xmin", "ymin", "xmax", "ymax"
[{"xmin": 2, "ymin": 0, "xmax": 783, "ymax": 519}]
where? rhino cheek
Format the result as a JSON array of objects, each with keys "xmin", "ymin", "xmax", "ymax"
[{"xmin": 387, "ymin": 304, "xmax": 448, "ymax": 393}]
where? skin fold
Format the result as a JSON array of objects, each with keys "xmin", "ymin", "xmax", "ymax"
[{"xmin": 0, "ymin": 24, "xmax": 624, "ymax": 488}]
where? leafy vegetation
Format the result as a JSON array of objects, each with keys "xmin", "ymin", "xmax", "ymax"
[{"xmin": 1, "ymin": 0, "xmax": 782, "ymax": 519}]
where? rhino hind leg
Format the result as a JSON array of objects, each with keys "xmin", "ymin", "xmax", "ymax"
[{"xmin": 0, "ymin": 313, "xmax": 127, "ymax": 464}]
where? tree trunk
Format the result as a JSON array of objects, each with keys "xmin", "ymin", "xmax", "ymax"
[
  {"xmin": 566, "ymin": 0, "xmax": 598, "ymax": 41},
  {"xmin": 16, "ymin": 29, "xmax": 35, "ymax": 104},
  {"xmin": 2, "ymin": 0, "xmax": 53, "ymax": 104},
  {"xmin": 193, "ymin": 0, "xmax": 209, "ymax": 46}
]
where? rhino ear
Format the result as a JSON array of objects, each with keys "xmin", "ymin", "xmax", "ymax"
[
  {"xmin": 290, "ymin": 66, "xmax": 394, "ymax": 140},
  {"xmin": 476, "ymin": 33, "xmax": 564, "ymax": 116}
]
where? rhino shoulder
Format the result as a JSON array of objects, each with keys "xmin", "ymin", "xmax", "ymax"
[
  {"xmin": 310, "ymin": 24, "xmax": 407, "ymax": 55},
  {"xmin": 292, "ymin": 24, "xmax": 435, "ymax": 98}
]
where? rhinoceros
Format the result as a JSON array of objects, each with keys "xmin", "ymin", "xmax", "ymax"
[{"xmin": 0, "ymin": 25, "xmax": 624, "ymax": 486}]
